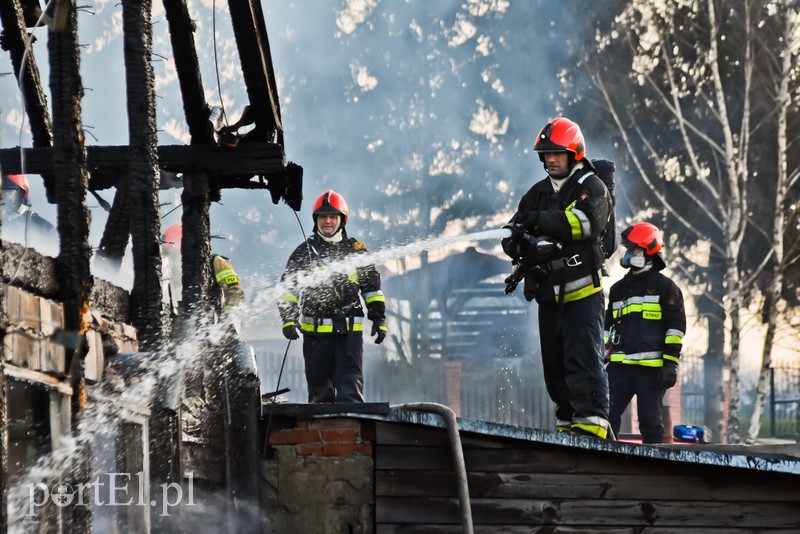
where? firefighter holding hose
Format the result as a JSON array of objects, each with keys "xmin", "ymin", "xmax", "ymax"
[{"xmin": 502, "ymin": 117, "xmax": 613, "ymax": 439}]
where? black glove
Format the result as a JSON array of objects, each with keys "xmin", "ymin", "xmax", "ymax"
[
  {"xmin": 371, "ymin": 320, "xmax": 387, "ymax": 345},
  {"xmin": 282, "ymin": 323, "xmax": 300, "ymax": 340},
  {"xmin": 657, "ymin": 361, "xmax": 678, "ymax": 390},
  {"xmin": 525, "ymin": 211, "xmax": 541, "ymax": 227}
]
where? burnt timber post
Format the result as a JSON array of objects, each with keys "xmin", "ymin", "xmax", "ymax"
[
  {"xmin": 123, "ymin": 0, "xmax": 163, "ymax": 351},
  {"xmin": 48, "ymin": 0, "xmax": 93, "ymax": 530},
  {"xmin": 0, "ymin": 0, "xmax": 55, "ymax": 200}
]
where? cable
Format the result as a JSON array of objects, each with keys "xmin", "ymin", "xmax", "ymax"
[
  {"xmin": 261, "ymin": 338, "xmax": 292, "ymax": 458},
  {"xmin": 292, "ymin": 207, "xmax": 314, "ymax": 265},
  {"xmin": 211, "ymin": 0, "xmax": 229, "ymax": 128},
  {"xmin": 260, "ymin": 207, "xmax": 312, "ymax": 457},
  {"xmin": 5, "ymin": 1, "xmax": 57, "ymax": 286}
]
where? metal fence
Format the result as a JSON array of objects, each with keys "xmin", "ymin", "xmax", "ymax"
[
  {"xmin": 679, "ymin": 354, "xmax": 800, "ymax": 440},
  {"xmin": 256, "ymin": 347, "xmax": 798, "ymax": 440},
  {"xmin": 770, "ymin": 363, "xmax": 800, "ymax": 439},
  {"xmin": 679, "ymin": 353, "xmax": 705, "ymax": 427},
  {"xmin": 256, "ymin": 350, "xmax": 554, "ymax": 428}
]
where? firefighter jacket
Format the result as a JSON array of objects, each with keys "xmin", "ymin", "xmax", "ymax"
[
  {"xmin": 212, "ymin": 254, "xmax": 244, "ymax": 314},
  {"xmin": 509, "ymin": 161, "xmax": 611, "ymax": 304},
  {"xmin": 278, "ymin": 232, "xmax": 385, "ymax": 335},
  {"xmin": 604, "ymin": 267, "xmax": 686, "ymax": 367}
]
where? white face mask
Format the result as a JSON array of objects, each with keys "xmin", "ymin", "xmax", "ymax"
[{"xmin": 621, "ymin": 249, "xmax": 646, "ymax": 269}]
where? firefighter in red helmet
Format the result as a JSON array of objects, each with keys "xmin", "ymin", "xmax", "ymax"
[
  {"xmin": 278, "ymin": 190, "xmax": 387, "ymax": 403},
  {"xmin": 1, "ymin": 173, "xmax": 56, "ymax": 251},
  {"xmin": 501, "ymin": 117, "xmax": 613, "ymax": 438},
  {"xmin": 604, "ymin": 222, "xmax": 686, "ymax": 443},
  {"xmin": 161, "ymin": 222, "xmax": 244, "ymax": 317}
]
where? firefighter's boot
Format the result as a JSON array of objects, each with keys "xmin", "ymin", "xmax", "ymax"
[{"xmin": 571, "ymin": 416, "xmax": 613, "ymax": 440}]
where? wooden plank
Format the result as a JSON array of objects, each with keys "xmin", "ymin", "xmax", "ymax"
[
  {"xmin": 376, "ymin": 470, "xmax": 799, "ymax": 502},
  {"xmin": 377, "ymin": 526, "xmax": 798, "ymax": 534},
  {"xmin": 0, "ymin": 144, "xmax": 285, "ymax": 182},
  {"xmin": 377, "ymin": 441, "xmax": 800, "ymax": 482},
  {"xmin": 376, "ymin": 445, "xmax": 654, "ymax": 475},
  {"xmin": 4, "ymin": 365, "xmax": 73, "ymax": 395},
  {"xmin": 376, "ymin": 421, "xmax": 453, "ymax": 446},
  {"xmin": 376, "ymin": 497, "xmax": 800, "ymax": 528}
]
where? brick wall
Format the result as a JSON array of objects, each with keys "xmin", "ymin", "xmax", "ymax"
[{"xmin": 263, "ymin": 417, "xmax": 375, "ymax": 534}]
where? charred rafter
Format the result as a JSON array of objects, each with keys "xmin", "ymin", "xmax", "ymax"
[
  {"xmin": 227, "ymin": 0, "xmax": 283, "ymax": 144},
  {"xmin": 0, "ymin": 143, "xmax": 285, "ymax": 186},
  {"xmin": 0, "ymin": 0, "xmax": 56, "ymax": 201}
]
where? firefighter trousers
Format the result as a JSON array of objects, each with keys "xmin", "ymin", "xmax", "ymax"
[
  {"xmin": 538, "ymin": 291, "xmax": 609, "ymax": 424},
  {"xmin": 608, "ymin": 363, "xmax": 665, "ymax": 443},
  {"xmin": 302, "ymin": 332, "xmax": 364, "ymax": 403}
]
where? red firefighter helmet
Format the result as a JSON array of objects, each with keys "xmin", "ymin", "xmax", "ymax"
[
  {"xmin": 621, "ymin": 222, "xmax": 663, "ymax": 255},
  {"xmin": 312, "ymin": 190, "xmax": 348, "ymax": 223},
  {"xmin": 533, "ymin": 117, "xmax": 586, "ymax": 161},
  {"xmin": 2, "ymin": 173, "xmax": 30, "ymax": 200},
  {"xmin": 163, "ymin": 223, "xmax": 182, "ymax": 250}
]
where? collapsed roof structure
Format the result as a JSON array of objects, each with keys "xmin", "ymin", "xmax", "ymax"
[{"xmin": 0, "ymin": 0, "xmax": 298, "ymax": 530}]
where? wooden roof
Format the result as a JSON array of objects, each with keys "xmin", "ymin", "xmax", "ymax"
[{"xmin": 265, "ymin": 404, "xmax": 800, "ymax": 531}]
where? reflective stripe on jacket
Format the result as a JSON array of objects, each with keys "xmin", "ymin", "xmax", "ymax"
[
  {"xmin": 604, "ymin": 267, "xmax": 686, "ymax": 367},
  {"xmin": 278, "ymin": 232, "xmax": 385, "ymax": 334},
  {"xmin": 510, "ymin": 161, "xmax": 611, "ymax": 305}
]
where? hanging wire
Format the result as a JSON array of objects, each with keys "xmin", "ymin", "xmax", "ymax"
[{"xmin": 211, "ymin": 0, "xmax": 229, "ymax": 128}]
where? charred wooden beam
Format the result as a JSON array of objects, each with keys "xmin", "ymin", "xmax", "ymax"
[
  {"xmin": 0, "ymin": 0, "xmax": 57, "ymax": 201},
  {"xmin": 0, "ymin": 0, "xmax": 52, "ymax": 146},
  {"xmin": 48, "ymin": 1, "xmax": 93, "ymax": 530},
  {"xmin": 163, "ymin": 0, "xmax": 216, "ymax": 320},
  {"xmin": 0, "ymin": 362, "xmax": 6, "ymax": 534},
  {"xmin": 94, "ymin": 181, "xmax": 131, "ymax": 269},
  {"xmin": 227, "ymin": 0, "xmax": 283, "ymax": 143},
  {"xmin": 163, "ymin": 0, "xmax": 214, "ymax": 144},
  {"xmin": 96, "ymin": 0, "xmax": 216, "ymax": 274},
  {"xmin": 0, "ymin": 143, "xmax": 285, "ymax": 183},
  {"xmin": 123, "ymin": 0, "xmax": 163, "ymax": 351}
]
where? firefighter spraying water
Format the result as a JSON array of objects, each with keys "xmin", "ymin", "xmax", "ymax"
[{"xmin": 500, "ymin": 116, "xmax": 614, "ymax": 439}]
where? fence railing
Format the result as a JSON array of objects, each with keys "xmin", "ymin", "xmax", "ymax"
[
  {"xmin": 255, "ymin": 347, "xmax": 799, "ymax": 441},
  {"xmin": 679, "ymin": 355, "xmax": 800, "ymax": 440}
]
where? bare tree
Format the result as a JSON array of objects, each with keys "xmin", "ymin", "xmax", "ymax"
[
  {"xmin": 581, "ymin": 0, "xmax": 773, "ymax": 443},
  {"xmin": 746, "ymin": 3, "xmax": 800, "ymax": 444}
]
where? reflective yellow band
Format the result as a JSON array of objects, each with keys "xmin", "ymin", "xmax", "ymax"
[
  {"xmin": 609, "ymin": 353, "xmax": 664, "ymax": 367},
  {"xmin": 556, "ymin": 283, "xmax": 603, "ymax": 303},
  {"xmin": 348, "ymin": 271, "xmax": 359, "ymax": 284},
  {"xmin": 215, "ymin": 269, "xmax": 239, "ymax": 285},
  {"xmin": 571, "ymin": 423, "xmax": 608, "ymax": 439},
  {"xmin": 665, "ymin": 335, "xmax": 682, "ymax": 345},
  {"xmin": 300, "ymin": 315, "xmax": 364, "ymax": 333},
  {"xmin": 282, "ymin": 321, "xmax": 296, "ymax": 328},
  {"xmin": 564, "ymin": 208, "xmax": 582, "ymax": 240},
  {"xmin": 663, "ymin": 354, "xmax": 679, "ymax": 365},
  {"xmin": 279, "ymin": 294, "xmax": 299, "ymax": 303},
  {"xmin": 363, "ymin": 290, "xmax": 385, "ymax": 304}
]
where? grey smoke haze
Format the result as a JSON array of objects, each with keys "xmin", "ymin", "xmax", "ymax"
[{"xmin": 0, "ymin": 0, "xmax": 585, "ymax": 287}]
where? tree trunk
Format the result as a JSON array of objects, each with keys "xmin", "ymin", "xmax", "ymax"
[
  {"xmin": 703, "ymin": 299, "xmax": 726, "ymax": 443},
  {"xmin": 747, "ymin": 10, "xmax": 794, "ymax": 444},
  {"xmin": 725, "ymin": 251, "xmax": 743, "ymax": 444}
]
